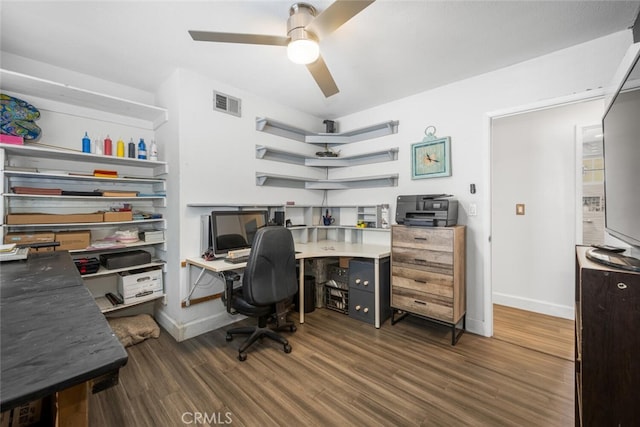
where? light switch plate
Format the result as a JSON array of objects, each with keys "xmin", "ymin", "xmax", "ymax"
[
  {"xmin": 469, "ymin": 203, "xmax": 477, "ymax": 216},
  {"xmin": 516, "ymin": 203, "xmax": 525, "ymax": 215}
]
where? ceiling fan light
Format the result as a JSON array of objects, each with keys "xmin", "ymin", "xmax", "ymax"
[{"xmin": 287, "ymin": 38, "xmax": 319, "ymax": 65}]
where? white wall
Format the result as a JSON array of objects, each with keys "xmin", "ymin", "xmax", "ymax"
[
  {"xmin": 154, "ymin": 68, "xmax": 326, "ymax": 340},
  {"xmin": 328, "ymin": 30, "xmax": 632, "ymax": 335}
]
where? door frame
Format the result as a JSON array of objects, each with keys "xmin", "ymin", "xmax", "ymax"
[
  {"xmin": 482, "ymin": 89, "xmax": 604, "ymax": 337},
  {"xmin": 575, "ymin": 123, "xmax": 605, "ymax": 247}
]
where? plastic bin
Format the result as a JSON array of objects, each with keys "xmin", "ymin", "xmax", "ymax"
[{"xmin": 294, "ymin": 275, "xmax": 315, "ymax": 313}]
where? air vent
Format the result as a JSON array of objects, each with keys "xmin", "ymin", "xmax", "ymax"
[{"xmin": 213, "ymin": 91, "xmax": 241, "ymax": 117}]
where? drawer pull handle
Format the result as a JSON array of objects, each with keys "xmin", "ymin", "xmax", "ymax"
[
  {"xmin": 414, "ymin": 279, "xmax": 427, "ymax": 284},
  {"xmin": 414, "ymin": 258, "xmax": 427, "ymax": 263},
  {"xmin": 414, "ymin": 300, "xmax": 427, "ymax": 305},
  {"xmin": 414, "ymin": 237, "xmax": 427, "ymax": 241},
  {"xmin": 617, "ymin": 283, "xmax": 628, "ymax": 290},
  {"xmin": 355, "ymin": 279, "xmax": 361, "ymax": 284},
  {"xmin": 363, "ymin": 280, "xmax": 369, "ymax": 286},
  {"xmin": 363, "ymin": 307, "xmax": 369, "ymax": 313},
  {"xmin": 355, "ymin": 305, "xmax": 361, "ymax": 311}
]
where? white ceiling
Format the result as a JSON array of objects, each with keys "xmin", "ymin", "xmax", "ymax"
[{"xmin": 1, "ymin": 1, "xmax": 639, "ymax": 119}]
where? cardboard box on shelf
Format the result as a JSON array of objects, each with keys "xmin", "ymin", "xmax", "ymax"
[
  {"xmin": 5, "ymin": 212, "xmax": 103, "ymax": 225},
  {"xmin": 339, "ymin": 257, "xmax": 352, "ymax": 269},
  {"xmin": 103, "ymin": 211, "xmax": 133, "ymax": 222},
  {"xmin": 55, "ymin": 230, "xmax": 91, "ymax": 251},
  {"xmin": 4, "ymin": 232, "xmax": 55, "ymax": 245},
  {"xmin": 3, "ymin": 232, "xmax": 56, "ymax": 253},
  {"xmin": 3, "ymin": 399, "xmax": 42, "ymax": 427}
]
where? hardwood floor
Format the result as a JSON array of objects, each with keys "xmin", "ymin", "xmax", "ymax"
[
  {"xmin": 493, "ymin": 304, "xmax": 574, "ymax": 361},
  {"xmin": 90, "ymin": 309, "xmax": 574, "ymax": 426}
]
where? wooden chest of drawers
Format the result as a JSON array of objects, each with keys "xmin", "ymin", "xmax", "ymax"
[{"xmin": 391, "ymin": 225, "xmax": 466, "ymax": 344}]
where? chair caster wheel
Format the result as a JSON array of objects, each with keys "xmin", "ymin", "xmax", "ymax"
[
  {"xmin": 290, "ymin": 325, "xmax": 297, "ymax": 332},
  {"xmin": 226, "ymin": 333, "xmax": 233, "ymax": 342},
  {"xmin": 284, "ymin": 344, "xmax": 292, "ymax": 353},
  {"xmin": 238, "ymin": 352, "xmax": 247, "ymax": 361}
]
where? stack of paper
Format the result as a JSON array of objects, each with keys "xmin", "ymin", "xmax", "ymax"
[{"xmin": 0, "ymin": 244, "xmax": 29, "ymax": 262}]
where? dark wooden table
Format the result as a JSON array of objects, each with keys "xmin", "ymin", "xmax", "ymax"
[{"xmin": 1, "ymin": 251, "xmax": 127, "ymax": 425}]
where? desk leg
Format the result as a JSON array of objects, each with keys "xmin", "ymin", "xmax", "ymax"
[
  {"xmin": 56, "ymin": 382, "xmax": 88, "ymax": 427},
  {"xmin": 299, "ymin": 261, "xmax": 305, "ymax": 324},
  {"xmin": 184, "ymin": 263, "xmax": 207, "ymax": 307},
  {"xmin": 374, "ymin": 258, "xmax": 380, "ymax": 328}
]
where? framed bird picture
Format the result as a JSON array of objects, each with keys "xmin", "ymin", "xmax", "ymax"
[{"xmin": 411, "ymin": 132, "xmax": 451, "ymax": 179}]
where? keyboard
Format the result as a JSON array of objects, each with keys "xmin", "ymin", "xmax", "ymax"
[
  {"xmin": 224, "ymin": 255, "xmax": 249, "ymax": 264},
  {"xmin": 227, "ymin": 248, "xmax": 251, "ymax": 258}
]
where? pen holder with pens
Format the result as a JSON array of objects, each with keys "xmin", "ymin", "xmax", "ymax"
[{"xmin": 322, "ymin": 209, "xmax": 334, "ymax": 226}]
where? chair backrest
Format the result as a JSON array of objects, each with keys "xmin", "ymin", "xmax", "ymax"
[{"xmin": 242, "ymin": 227, "xmax": 298, "ymax": 306}]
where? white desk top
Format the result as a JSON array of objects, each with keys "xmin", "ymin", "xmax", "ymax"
[{"xmin": 185, "ymin": 240, "xmax": 390, "ymax": 273}]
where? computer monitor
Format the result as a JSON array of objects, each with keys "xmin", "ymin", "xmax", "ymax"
[{"xmin": 209, "ymin": 210, "xmax": 269, "ymax": 258}]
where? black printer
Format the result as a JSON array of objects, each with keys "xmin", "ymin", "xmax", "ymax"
[{"xmin": 395, "ymin": 194, "xmax": 458, "ymax": 227}]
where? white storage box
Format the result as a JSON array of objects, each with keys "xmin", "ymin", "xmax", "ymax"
[{"xmin": 117, "ymin": 267, "xmax": 163, "ymax": 304}]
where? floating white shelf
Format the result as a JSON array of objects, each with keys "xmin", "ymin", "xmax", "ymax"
[
  {"xmin": 255, "ymin": 117, "xmax": 399, "ymax": 145},
  {"xmin": 255, "ymin": 172, "xmax": 398, "ymax": 190},
  {"xmin": 255, "ymin": 145, "xmax": 399, "ymax": 167}
]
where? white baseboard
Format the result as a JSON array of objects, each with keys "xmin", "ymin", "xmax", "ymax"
[
  {"xmin": 154, "ymin": 308, "xmax": 246, "ymax": 342},
  {"xmin": 492, "ymin": 292, "xmax": 574, "ymax": 320},
  {"xmin": 153, "ymin": 308, "xmax": 183, "ymax": 340}
]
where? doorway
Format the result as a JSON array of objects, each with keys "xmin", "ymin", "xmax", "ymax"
[{"xmin": 490, "ymin": 99, "xmax": 604, "ymax": 323}]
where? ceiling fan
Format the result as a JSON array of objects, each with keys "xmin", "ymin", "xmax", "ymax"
[{"xmin": 188, "ymin": 1, "xmax": 375, "ymax": 98}]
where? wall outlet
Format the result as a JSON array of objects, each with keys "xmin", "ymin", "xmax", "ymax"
[{"xmin": 469, "ymin": 203, "xmax": 477, "ymax": 216}]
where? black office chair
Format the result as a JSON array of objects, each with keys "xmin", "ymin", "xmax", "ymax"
[{"xmin": 224, "ymin": 226, "xmax": 298, "ymax": 361}]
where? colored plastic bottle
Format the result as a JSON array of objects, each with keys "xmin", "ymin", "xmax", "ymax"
[
  {"xmin": 116, "ymin": 138, "xmax": 125, "ymax": 157},
  {"xmin": 149, "ymin": 140, "xmax": 158, "ymax": 161},
  {"xmin": 138, "ymin": 138, "xmax": 147, "ymax": 160},
  {"xmin": 94, "ymin": 139, "xmax": 102, "ymax": 155},
  {"xmin": 104, "ymin": 135, "xmax": 112, "ymax": 156},
  {"xmin": 82, "ymin": 132, "xmax": 91, "ymax": 153},
  {"xmin": 128, "ymin": 138, "xmax": 136, "ymax": 158}
]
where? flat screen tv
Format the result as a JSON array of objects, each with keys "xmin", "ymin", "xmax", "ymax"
[
  {"xmin": 209, "ymin": 210, "xmax": 269, "ymax": 258},
  {"xmin": 591, "ymin": 43, "xmax": 640, "ymax": 271}
]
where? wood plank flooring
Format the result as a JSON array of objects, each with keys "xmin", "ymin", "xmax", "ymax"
[
  {"xmin": 89, "ymin": 308, "xmax": 574, "ymax": 426},
  {"xmin": 493, "ymin": 304, "xmax": 574, "ymax": 361}
]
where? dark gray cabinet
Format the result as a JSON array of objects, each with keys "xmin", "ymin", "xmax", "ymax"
[{"xmin": 348, "ymin": 258, "xmax": 390, "ymax": 325}]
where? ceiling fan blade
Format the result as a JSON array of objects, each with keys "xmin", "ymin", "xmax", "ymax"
[
  {"xmin": 306, "ymin": 0, "xmax": 375, "ymax": 39},
  {"xmin": 307, "ymin": 54, "xmax": 339, "ymax": 98},
  {"xmin": 189, "ymin": 30, "xmax": 289, "ymax": 46}
]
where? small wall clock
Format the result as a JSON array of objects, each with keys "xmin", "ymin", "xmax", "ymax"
[{"xmin": 411, "ymin": 126, "xmax": 451, "ymax": 179}]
